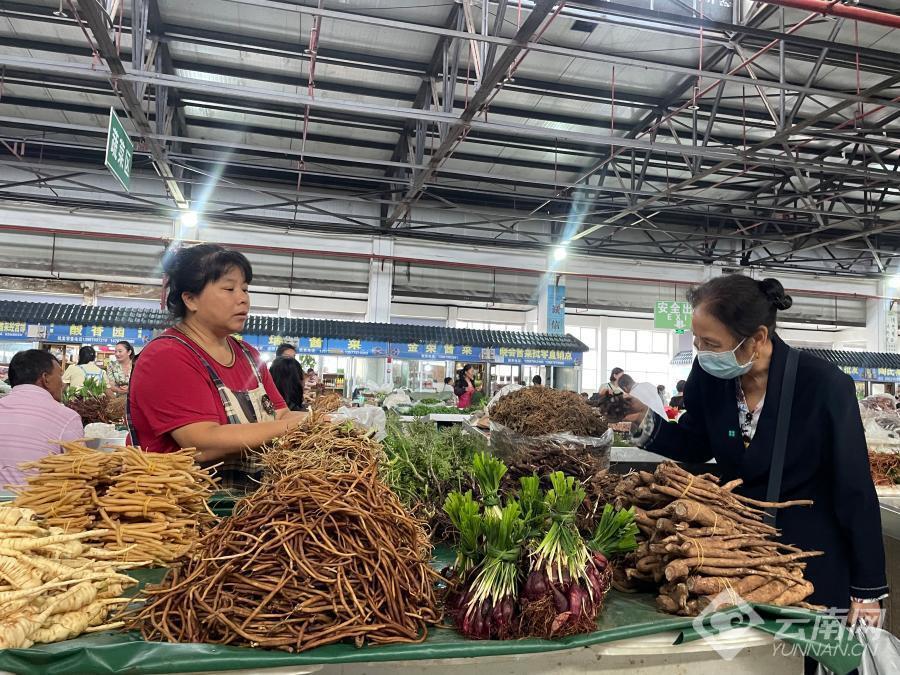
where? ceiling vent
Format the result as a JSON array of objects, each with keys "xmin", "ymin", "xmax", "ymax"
[{"xmin": 570, "ymin": 19, "xmax": 596, "ymax": 33}]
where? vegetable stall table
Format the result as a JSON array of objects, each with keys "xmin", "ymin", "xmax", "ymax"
[{"xmin": 0, "ymin": 569, "xmax": 861, "ymax": 675}]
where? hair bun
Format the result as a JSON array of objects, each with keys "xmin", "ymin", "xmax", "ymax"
[{"xmin": 758, "ymin": 278, "xmax": 793, "ymax": 311}]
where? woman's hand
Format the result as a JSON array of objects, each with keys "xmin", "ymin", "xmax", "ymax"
[{"xmin": 848, "ymin": 599, "xmax": 882, "ymax": 628}]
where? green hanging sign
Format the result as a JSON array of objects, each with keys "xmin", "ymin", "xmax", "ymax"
[
  {"xmin": 654, "ymin": 300, "xmax": 692, "ymax": 331},
  {"xmin": 104, "ymin": 107, "xmax": 134, "ymax": 191}
]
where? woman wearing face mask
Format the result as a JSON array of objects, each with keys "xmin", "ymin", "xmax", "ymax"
[{"xmin": 629, "ymin": 276, "xmax": 886, "ymax": 648}]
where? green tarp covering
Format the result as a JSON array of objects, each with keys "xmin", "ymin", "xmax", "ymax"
[
  {"xmin": 0, "ymin": 499, "xmax": 862, "ymax": 674},
  {"xmin": 0, "ymin": 572, "xmax": 861, "ymax": 675}
]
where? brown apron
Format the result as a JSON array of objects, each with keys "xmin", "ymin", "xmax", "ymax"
[{"xmin": 127, "ymin": 334, "xmax": 276, "ymax": 492}]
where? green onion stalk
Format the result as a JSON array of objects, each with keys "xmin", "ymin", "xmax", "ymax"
[
  {"xmin": 517, "ymin": 474, "xmax": 547, "ymax": 541},
  {"xmin": 531, "ymin": 472, "xmax": 590, "ymax": 589},
  {"xmin": 460, "ymin": 500, "xmax": 527, "ymax": 639},
  {"xmin": 472, "ymin": 452, "xmax": 507, "ymax": 519},
  {"xmin": 443, "ymin": 490, "xmax": 484, "ymax": 576},
  {"xmin": 588, "ymin": 504, "xmax": 639, "ymax": 559}
]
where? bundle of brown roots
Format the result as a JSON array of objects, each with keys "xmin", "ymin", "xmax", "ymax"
[
  {"xmin": 132, "ymin": 461, "xmax": 441, "ymax": 652},
  {"xmin": 614, "ymin": 462, "xmax": 822, "ymax": 615}
]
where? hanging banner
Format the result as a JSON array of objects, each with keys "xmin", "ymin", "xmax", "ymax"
[
  {"xmin": 886, "ymin": 312, "xmax": 898, "ymax": 352},
  {"xmin": 547, "ymin": 285, "xmax": 566, "ymax": 335}
]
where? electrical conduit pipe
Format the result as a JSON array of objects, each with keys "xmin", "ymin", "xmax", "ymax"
[{"xmin": 756, "ymin": 0, "xmax": 900, "ymax": 31}]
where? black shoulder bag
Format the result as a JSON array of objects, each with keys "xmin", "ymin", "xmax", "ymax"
[{"xmin": 764, "ymin": 347, "xmax": 799, "ymax": 525}]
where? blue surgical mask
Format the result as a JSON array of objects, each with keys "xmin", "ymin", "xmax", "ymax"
[{"xmin": 697, "ymin": 339, "xmax": 754, "ymax": 380}]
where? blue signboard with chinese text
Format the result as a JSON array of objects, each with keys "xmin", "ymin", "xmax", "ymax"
[{"xmin": 45, "ymin": 324, "xmax": 148, "ymax": 347}]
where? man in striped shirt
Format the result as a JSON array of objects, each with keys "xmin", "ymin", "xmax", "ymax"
[{"xmin": 0, "ymin": 350, "xmax": 84, "ymax": 489}]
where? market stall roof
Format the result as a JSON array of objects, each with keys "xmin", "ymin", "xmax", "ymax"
[
  {"xmin": 673, "ymin": 347, "xmax": 900, "ymax": 370},
  {"xmin": 0, "ymin": 301, "xmax": 588, "ymax": 353},
  {"xmin": 671, "ymin": 350, "xmax": 694, "ymax": 366},
  {"xmin": 800, "ymin": 349, "xmax": 900, "ymax": 370}
]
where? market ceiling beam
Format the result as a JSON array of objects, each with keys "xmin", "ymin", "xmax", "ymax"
[
  {"xmin": 3, "ymin": 117, "xmax": 896, "ymax": 238},
  {"xmin": 6, "ymin": 0, "xmax": 899, "ymax": 77},
  {"xmin": 139, "ymin": 0, "xmax": 900, "ymax": 109},
  {"xmin": 6, "ymin": 24, "xmax": 900, "ymax": 150},
  {"xmin": 23, "ymin": 52, "xmax": 882, "ymax": 183},
  {"xmin": 564, "ymin": 0, "xmax": 900, "ymax": 74},
  {"xmin": 570, "ymin": 72, "xmax": 900, "ymax": 249},
  {"xmin": 69, "ymin": 0, "xmax": 187, "ymax": 209},
  {"xmin": 9, "ymin": 61, "xmax": 899, "ymax": 168},
  {"xmin": 509, "ymin": 2, "xmax": 782, "ymax": 238},
  {"xmin": 384, "ymin": 5, "xmax": 462, "ymax": 195}
]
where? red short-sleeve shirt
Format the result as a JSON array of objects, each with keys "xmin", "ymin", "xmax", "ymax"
[{"xmin": 129, "ymin": 329, "xmax": 286, "ymax": 453}]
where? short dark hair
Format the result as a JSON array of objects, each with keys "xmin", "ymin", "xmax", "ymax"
[
  {"xmin": 444, "ymin": 377, "xmax": 452, "ymax": 385},
  {"xmin": 269, "ymin": 356, "xmax": 304, "ymax": 411},
  {"xmin": 117, "ymin": 341, "xmax": 135, "ymax": 361},
  {"xmin": 618, "ymin": 374, "xmax": 635, "ymax": 392},
  {"xmin": 77, "ymin": 346, "xmax": 96, "ymax": 365},
  {"xmin": 163, "ymin": 243, "xmax": 253, "ymax": 319},
  {"xmin": 276, "ymin": 343, "xmax": 296, "ymax": 357},
  {"xmin": 657, "ymin": 385, "xmax": 665, "ymax": 392},
  {"xmin": 676, "ymin": 379, "xmax": 686, "ymax": 393},
  {"xmin": 610, "ymin": 367, "xmax": 624, "ymax": 381},
  {"xmin": 9, "ymin": 350, "xmax": 58, "ymax": 387},
  {"xmin": 532, "ymin": 375, "xmax": 542, "ymax": 385},
  {"xmin": 688, "ymin": 275, "xmax": 792, "ymax": 339}
]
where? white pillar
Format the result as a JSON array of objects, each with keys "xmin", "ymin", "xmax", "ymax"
[
  {"xmin": 446, "ymin": 306, "xmax": 459, "ymax": 328},
  {"xmin": 867, "ymin": 281, "xmax": 891, "ymax": 352},
  {"xmin": 599, "ymin": 315, "xmax": 609, "ymax": 387},
  {"xmin": 366, "ymin": 238, "xmax": 393, "ymax": 324},
  {"xmin": 276, "ymin": 294, "xmax": 291, "ymax": 318}
]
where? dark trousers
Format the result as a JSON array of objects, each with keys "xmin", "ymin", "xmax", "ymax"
[{"xmin": 804, "ymin": 656, "xmax": 859, "ymax": 675}]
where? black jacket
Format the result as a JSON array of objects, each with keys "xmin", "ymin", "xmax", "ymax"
[{"xmin": 645, "ymin": 334, "xmax": 888, "ymax": 608}]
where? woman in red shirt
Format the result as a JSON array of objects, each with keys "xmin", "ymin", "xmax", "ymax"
[{"xmin": 128, "ymin": 244, "xmax": 306, "ymax": 489}]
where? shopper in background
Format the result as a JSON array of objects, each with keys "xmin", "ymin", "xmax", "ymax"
[
  {"xmin": 62, "ymin": 346, "xmax": 108, "ymax": 391},
  {"xmin": 454, "ymin": 364, "xmax": 476, "ymax": 409},
  {"xmin": 622, "ymin": 276, "xmax": 886, "ymax": 647},
  {"xmin": 127, "ymin": 244, "xmax": 306, "ymax": 489},
  {"xmin": 305, "ymin": 368, "xmax": 319, "ymax": 387},
  {"xmin": 656, "ymin": 384, "xmax": 667, "ymax": 404},
  {"xmin": 437, "ymin": 376, "xmax": 454, "ymax": 393},
  {"xmin": 269, "ymin": 356, "xmax": 305, "ymax": 412},
  {"xmin": 532, "ymin": 374, "xmax": 543, "ymax": 386},
  {"xmin": 617, "ymin": 373, "xmax": 635, "ymax": 394},
  {"xmin": 598, "ymin": 367, "xmax": 625, "ymax": 397},
  {"xmin": 669, "ymin": 379, "xmax": 686, "ymax": 409},
  {"xmin": 0, "ymin": 350, "xmax": 83, "ymax": 487},
  {"xmin": 107, "ymin": 340, "xmax": 135, "ymax": 395},
  {"xmin": 276, "ymin": 343, "xmax": 296, "ymax": 359}
]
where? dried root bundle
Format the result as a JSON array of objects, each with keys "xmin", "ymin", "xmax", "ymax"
[
  {"xmin": 614, "ymin": 462, "xmax": 821, "ymax": 615},
  {"xmin": 258, "ymin": 412, "xmax": 382, "ymax": 480},
  {"xmin": 132, "ymin": 457, "xmax": 441, "ymax": 652},
  {"xmin": 12, "ymin": 444, "xmax": 219, "ymax": 563},
  {"xmin": 0, "ymin": 505, "xmax": 138, "ymax": 649}
]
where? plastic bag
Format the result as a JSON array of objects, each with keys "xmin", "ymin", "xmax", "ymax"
[
  {"xmin": 382, "ymin": 390, "xmax": 412, "ymax": 410},
  {"xmin": 489, "ymin": 421, "xmax": 614, "ymax": 471},
  {"xmin": 815, "ymin": 625, "xmax": 900, "ymax": 675},
  {"xmin": 330, "ymin": 406, "xmax": 387, "ymax": 441}
]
